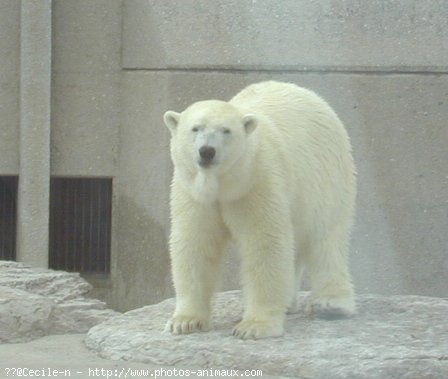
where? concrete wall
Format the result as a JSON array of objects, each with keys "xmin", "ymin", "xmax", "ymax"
[
  {"xmin": 1, "ymin": 0, "xmax": 447, "ymax": 311},
  {"xmin": 122, "ymin": 0, "xmax": 448, "ymax": 71},
  {"xmin": 51, "ymin": 0, "xmax": 121, "ymax": 176}
]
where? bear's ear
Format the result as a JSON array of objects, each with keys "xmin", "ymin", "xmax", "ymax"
[
  {"xmin": 163, "ymin": 111, "xmax": 181, "ymax": 134},
  {"xmin": 242, "ymin": 114, "xmax": 257, "ymax": 135}
]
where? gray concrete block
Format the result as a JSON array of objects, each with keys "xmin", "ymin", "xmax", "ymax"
[
  {"xmin": 50, "ymin": 0, "xmax": 122, "ymax": 177},
  {"xmin": 51, "ymin": 73, "xmax": 120, "ymax": 176},
  {"xmin": 113, "ymin": 71, "xmax": 448, "ymax": 310},
  {"xmin": 111, "ymin": 73, "xmax": 173, "ymax": 311},
  {"xmin": 123, "ymin": 0, "xmax": 448, "ymax": 71},
  {"xmin": 0, "ymin": 0, "xmax": 20, "ymax": 174},
  {"xmin": 52, "ymin": 0, "xmax": 122, "ymax": 73}
]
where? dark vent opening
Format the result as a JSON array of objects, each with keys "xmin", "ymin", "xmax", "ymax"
[
  {"xmin": 0, "ymin": 176, "xmax": 18, "ymax": 261},
  {"xmin": 49, "ymin": 178, "xmax": 112, "ymax": 274}
]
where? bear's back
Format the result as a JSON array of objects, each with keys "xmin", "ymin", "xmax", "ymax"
[
  {"xmin": 229, "ymin": 81, "xmax": 351, "ymax": 161},
  {"xmin": 230, "ymin": 81, "xmax": 356, "ymax": 231},
  {"xmin": 230, "ymin": 81, "xmax": 341, "ymax": 134}
]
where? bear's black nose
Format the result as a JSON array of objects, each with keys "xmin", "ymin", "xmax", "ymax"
[{"xmin": 199, "ymin": 146, "xmax": 216, "ymax": 164}]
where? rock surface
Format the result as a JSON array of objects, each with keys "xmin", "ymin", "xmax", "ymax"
[
  {"xmin": 86, "ymin": 290, "xmax": 448, "ymax": 379},
  {"xmin": 0, "ymin": 261, "xmax": 118, "ymax": 343}
]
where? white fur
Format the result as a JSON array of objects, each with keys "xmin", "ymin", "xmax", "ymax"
[{"xmin": 163, "ymin": 81, "xmax": 357, "ymax": 339}]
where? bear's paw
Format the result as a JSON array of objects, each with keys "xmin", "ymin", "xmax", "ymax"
[
  {"xmin": 287, "ymin": 294, "xmax": 301, "ymax": 314},
  {"xmin": 164, "ymin": 315, "xmax": 211, "ymax": 335},
  {"xmin": 231, "ymin": 318, "xmax": 284, "ymax": 340},
  {"xmin": 309, "ymin": 296, "xmax": 356, "ymax": 320}
]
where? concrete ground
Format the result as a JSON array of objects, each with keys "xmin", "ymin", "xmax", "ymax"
[{"xmin": 0, "ymin": 334, "xmax": 283, "ymax": 379}]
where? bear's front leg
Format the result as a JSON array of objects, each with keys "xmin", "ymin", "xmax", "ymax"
[
  {"xmin": 226, "ymin": 201, "xmax": 295, "ymax": 339},
  {"xmin": 165, "ymin": 183, "xmax": 229, "ymax": 335}
]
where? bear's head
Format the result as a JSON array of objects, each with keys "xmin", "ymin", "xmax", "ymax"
[{"xmin": 163, "ymin": 100, "xmax": 257, "ymax": 174}]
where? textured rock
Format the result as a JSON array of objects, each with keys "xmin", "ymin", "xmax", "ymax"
[
  {"xmin": 86, "ymin": 291, "xmax": 448, "ymax": 379},
  {"xmin": 0, "ymin": 261, "xmax": 118, "ymax": 343},
  {"xmin": 0, "ymin": 286, "xmax": 54, "ymax": 343},
  {"xmin": 0, "ymin": 260, "xmax": 90, "ymax": 301}
]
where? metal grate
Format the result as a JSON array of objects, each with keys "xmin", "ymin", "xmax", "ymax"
[
  {"xmin": 0, "ymin": 176, "xmax": 18, "ymax": 261},
  {"xmin": 49, "ymin": 178, "xmax": 112, "ymax": 274}
]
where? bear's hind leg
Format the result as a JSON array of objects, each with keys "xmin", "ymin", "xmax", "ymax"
[
  {"xmin": 306, "ymin": 232, "xmax": 356, "ymax": 319},
  {"xmin": 287, "ymin": 264, "xmax": 305, "ymax": 314}
]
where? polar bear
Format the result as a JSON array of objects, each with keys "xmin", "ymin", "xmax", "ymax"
[{"xmin": 163, "ymin": 81, "xmax": 356, "ymax": 339}]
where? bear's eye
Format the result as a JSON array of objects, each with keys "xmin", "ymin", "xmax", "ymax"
[
  {"xmin": 222, "ymin": 128, "xmax": 231, "ymax": 135},
  {"xmin": 191, "ymin": 127, "xmax": 199, "ymax": 132}
]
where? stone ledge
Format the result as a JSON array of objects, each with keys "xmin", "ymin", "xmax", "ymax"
[
  {"xmin": 86, "ymin": 290, "xmax": 448, "ymax": 378},
  {"xmin": 0, "ymin": 261, "xmax": 119, "ymax": 343}
]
